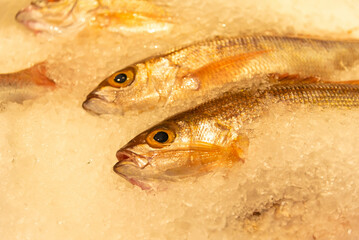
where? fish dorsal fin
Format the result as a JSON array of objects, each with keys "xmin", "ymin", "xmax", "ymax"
[
  {"xmin": 267, "ymin": 73, "xmax": 321, "ymax": 85},
  {"xmin": 180, "ymin": 50, "xmax": 271, "ymax": 90}
]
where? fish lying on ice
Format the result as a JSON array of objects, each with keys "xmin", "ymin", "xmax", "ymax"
[
  {"xmin": 0, "ymin": 62, "xmax": 55, "ymax": 103},
  {"xmin": 16, "ymin": 0, "xmax": 172, "ymax": 35},
  {"xmin": 113, "ymin": 78, "xmax": 359, "ymax": 190},
  {"xmin": 83, "ymin": 35, "xmax": 359, "ymax": 115}
]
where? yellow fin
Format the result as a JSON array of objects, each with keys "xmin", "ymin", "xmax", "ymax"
[
  {"xmin": 192, "ymin": 135, "xmax": 248, "ymax": 169},
  {"xmin": 92, "ymin": 0, "xmax": 171, "ymax": 30},
  {"xmin": 180, "ymin": 50, "xmax": 271, "ymax": 90},
  {"xmin": 225, "ymin": 135, "xmax": 248, "ymax": 164},
  {"xmin": 161, "ymin": 136, "xmax": 249, "ymax": 177}
]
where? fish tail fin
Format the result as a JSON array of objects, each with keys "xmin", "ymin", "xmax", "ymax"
[
  {"xmin": 28, "ymin": 62, "xmax": 56, "ymax": 88},
  {"xmin": 0, "ymin": 62, "xmax": 55, "ymax": 88}
]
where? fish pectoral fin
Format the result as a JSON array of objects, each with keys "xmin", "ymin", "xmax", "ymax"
[
  {"xmin": 192, "ymin": 136, "xmax": 248, "ymax": 168},
  {"xmin": 180, "ymin": 50, "xmax": 271, "ymax": 90},
  {"xmin": 188, "ymin": 142, "xmax": 225, "ymax": 152},
  {"xmin": 92, "ymin": 1, "xmax": 171, "ymax": 28},
  {"xmin": 268, "ymin": 73, "xmax": 321, "ymax": 85},
  {"xmin": 225, "ymin": 135, "xmax": 249, "ymax": 164}
]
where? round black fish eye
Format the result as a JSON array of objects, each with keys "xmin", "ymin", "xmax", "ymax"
[
  {"xmin": 114, "ymin": 73, "xmax": 127, "ymax": 83},
  {"xmin": 153, "ymin": 131, "xmax": 169, "ymax": 143}
]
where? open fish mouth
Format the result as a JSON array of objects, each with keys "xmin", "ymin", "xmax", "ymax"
[
  {"xmin": 16, "ymin": 9, "xmax": 62, "ymax": 34},
  {"xmin": 115, "ymin": 150, "xmax": 149, "ymax": 169},
  {"xmin": 82, "ymin": 97, "xmax": 123, "ymax": 115},
  {"xmin": 16, "ymin": 4, "xmax": 44, "ymax": 32},
  {"xmin": 114, "ymin": 150, "xmax": 153, "ymax": 190},
  {"xmin": 15, "ymin": 0, "xmax": 80, "ymax": 34}
]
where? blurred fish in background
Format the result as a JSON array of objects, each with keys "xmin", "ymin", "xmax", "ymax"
[{"xmin": 15, "ymin": 0, "xmax": 173, "ymax": 35}]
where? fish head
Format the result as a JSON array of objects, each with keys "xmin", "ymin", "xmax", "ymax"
[
  {"xmin": 83, "ymin": 57, "xmax": 179, "ymax": 115},
  {"xmin": 15, "ymin": 0, "xmax": 97, "ymax": 35},
  {"xmin": 114, "ymin": 118, "xmax": 247, "ymax": 190}
]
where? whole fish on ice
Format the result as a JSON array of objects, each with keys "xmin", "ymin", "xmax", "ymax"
[
  {"xmin": 16, "ymin": 0, "xmax": 172, "ymax": 35},
  {"xmin": 83, "ymin": 35, "xmax": 359, "ymax": 115},
  {"xmin": 113, "ymin": 78, "xmax": 359, "ymax": 190}
]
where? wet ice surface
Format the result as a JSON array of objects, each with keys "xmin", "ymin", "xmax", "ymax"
[{"xmin": 1, "ymin": 0, "xmax": 359, "ymax": 239}]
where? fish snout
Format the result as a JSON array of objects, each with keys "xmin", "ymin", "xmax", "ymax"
[
  {"xmin": 116, "ymin": 151, "xmax": 137, "ymax": 165},
  {"xmin": 16, "ymin": 2, "xmax": 42, "ymax": 22},
  {"xmin": 82, "ymin": 94, "xmax": 123, "ymax": 115},
  {"xmin": 115, "ymin": 150, "xmax": 149, "ymax": 169},
  {"xmin": 16, "ymin": 5, "xmax": 46, "ymax": 34}
]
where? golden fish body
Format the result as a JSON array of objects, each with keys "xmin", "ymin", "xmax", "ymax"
[
  {"xmin": 0, "ymin": 63, "xmax": 55, "ymax": 103},
  {"xmin": 16, "ymin": 0, "xmax": 172, "ymax": 35},
  {"xmin": 83, "ymin": 35, "xmax": 359, "ymax": 115},
  {"xmin": 113, "ymin": 80, "xmax": 359, "ymax": 190}
]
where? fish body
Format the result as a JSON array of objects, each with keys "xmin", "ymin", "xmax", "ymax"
[
  {"xmin": 16, "ymin": 0, "xmax": 172, "ymax": 35},
  {"xmin": 113, "ymin": 79, "xmax": 359, "ymax": 190},
  {"xmin": 0, "ymin": 63, "xmax": 55, "ymax": 103},
  {"xmin": 83, "ymin": 35, "xmax": 359, "ymax": 115}
]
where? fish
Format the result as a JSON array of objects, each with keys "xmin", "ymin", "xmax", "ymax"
[
  {"xmin": 83, "ymin": 35, "xmax": 359, "ymax": 115},
  {"xmin": 16, "ymin": 0, "xmax": 172, "ymax": 35},
  {"xmin": 0, "ymin": 62, "xmax": 55, "ymax": 103},
  {"xmin": 113, "ymin": 78, "xmax": 359, "ymax": 190}
]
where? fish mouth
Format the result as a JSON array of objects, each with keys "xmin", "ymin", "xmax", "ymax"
[
  {"xmin": 16, "ymin": 5, "xmax": 45, "ymax": 33},
  {"xmin": 15, "ymin": 1, "xmax": 80, "ymax": 34},
  {"xmin": 16, "ymin": 8, "xmax": 59, "ymax": 34},
  {"xmin": 114, "ymin": 150, "xmax": 153, "ymax": 190},
  {"xmin": 82, "ymin": 95, "xmax": 123, "ymax": 115},
  {"xmin": 115, "ymin": 150, "xmax": 149, "ymax": 169}
]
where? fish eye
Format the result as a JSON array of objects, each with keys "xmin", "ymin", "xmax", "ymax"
[
  {"xmin": 154, "ymin": 131, "xmax": 168, "ymax": 143},
  {"xmin": 114, "ymin": 73, "xmax": 127, "ymax": 83},
  {"xmin": 108, "ymin": 67, "xmax": 136, "ymax": 88},
  {"xmin": 146, "ymin": 129, "xmax": 175, "ymax": 148}
]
